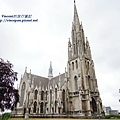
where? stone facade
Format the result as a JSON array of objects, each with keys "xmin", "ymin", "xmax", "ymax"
[{"xmin": 16, "ymin": 1, "xmax": 103, "ymax": 116}]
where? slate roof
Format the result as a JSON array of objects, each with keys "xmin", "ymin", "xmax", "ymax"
[
  {"xmin": 49, "ymin": 73, "xmax": 66, "ymax": 87},
  {"xmin": 27, "ymin": 72, "xmax": 66, "ymax": 89},
  {"xmin": 32, "ymin": 74, "xmax": 49, "ymax": 88}
]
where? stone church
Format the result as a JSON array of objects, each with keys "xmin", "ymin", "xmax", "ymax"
[{"xmin": 17, "ymin": 1, "xmax": 103, "ymax": 116}]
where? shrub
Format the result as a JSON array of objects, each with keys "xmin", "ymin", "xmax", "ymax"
[
  {"xmin": 1, "ymin": 113, "xmax": 11, "ymax": 120},
  {"xmin": 105, "ymin": 114, "xmax": 120, "ymax": 119}
]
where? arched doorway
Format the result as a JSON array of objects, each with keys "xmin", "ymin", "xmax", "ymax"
[
  {"xmin": 33, "ymin": 101, "xmax": 37, "ymax": 113},
  {"xmin": 91, "ymin": 97, "xmax": 97, "ymax": 113},
  {"xmin": 62, "ymin": 89, "xmax": 65, "ymax": 113}
]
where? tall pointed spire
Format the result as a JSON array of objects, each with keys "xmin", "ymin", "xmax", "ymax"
[
  {"xmin": 71, "ymin": 0, "xmax": 81, "ymax": 57},
  {"xmin": 48, "ymin": 61, "xmax": 53, "ymax": 80},
  {"xmin": 73, "ymin": 0, "xmax": 80, "ymax": 32}
]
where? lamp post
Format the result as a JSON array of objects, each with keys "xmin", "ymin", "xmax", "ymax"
[{"xmin": 97, "ymin": 100, "xmax": 100, "ymax": 120}]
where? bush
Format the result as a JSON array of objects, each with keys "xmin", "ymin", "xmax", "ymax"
[
  {"xmin": 1, "ymin": 113, "xmax": 11, "ymax": 120},
  {"xmin": 105, "ymin": 114, "xmax": 120, "ymax": 119}
]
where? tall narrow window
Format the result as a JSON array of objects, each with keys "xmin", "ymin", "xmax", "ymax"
[
  {"xmin": 76, "ymin": 60, "xmax": 78, "ymax": 69},
  {"xmin": 40, "ymin": 102, "xmax": 43, "ymax": 113},
  {"xmin": 34, "ymin": 90, "xmax": 38, "ymax": 100},
  {"xmin": 62, "ymin": 90, "xmax": 65, "ymax": 113},
  {"xmin": 72, "ymin": 62, "xmax": 74, "ymax": 70},
  {"xmin": 33, "ymin": 101, "xmax": 37, "ymax": 113},
  {"xmin": 55, "ymin": 101, "xmax": 57, "ymax": 113},
  {"xmin": 74, "ymin": 76, "xmax": 78, "ymax": 91},
  {"xmin": 55, "ymin": 88, "xmax": 57, "ymax": 100}
]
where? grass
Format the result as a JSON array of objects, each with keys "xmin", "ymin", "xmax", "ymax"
[
  {"xmin": 9, "ymin": 119, "xmax": 85, "ymax": 120},
  {"xmin": 6, "ymin": 118, "xmax": 119, "ymax": 120},
  {"xmin": 8, "ymin": 117, "xmax": 101, "ymax": 120},
  {"xmin": 2, "ymin": 118, "xmax": 82, "ymax": 120}
]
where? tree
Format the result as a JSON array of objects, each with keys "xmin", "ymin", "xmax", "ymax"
[{"xmin": 0, "ymin": 58, "xmax": 19, "ymax": 111}]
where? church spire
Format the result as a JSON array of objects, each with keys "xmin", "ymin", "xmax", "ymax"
[
  {"xmin": 71, "ymin": 0, "xmax": 81, "ymax": 57},
  {"xmin": 48, "ymin": 61, "xmax": 53, "ymax": 80},
  {"xmin": 73, "ymin": 0, "xmax": 80, "ymax": 32}
]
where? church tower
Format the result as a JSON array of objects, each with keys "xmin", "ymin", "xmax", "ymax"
[{"xmin": 67, "ymin": 0, "xmax": 103, "ymax": 116}]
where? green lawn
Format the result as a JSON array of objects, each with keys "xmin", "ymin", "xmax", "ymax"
[
  {"xmin": 9, "ymin": 118, "xmax": 78, "ymax": 120},
  {"xmin": 9, "ymin": 119, "xmax": 84, "ymax": 120},
  {"xmin": 9, "ymin": 119, "xmax": 85, "ymax": 120},
  {"xmin": 9, "ymin": 119, "xmax": 110, "ymax": 120}
]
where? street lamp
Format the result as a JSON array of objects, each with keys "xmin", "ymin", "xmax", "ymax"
[{"xmin": 97, "ymin": 101, "xmax": 100, "ymax": 120}]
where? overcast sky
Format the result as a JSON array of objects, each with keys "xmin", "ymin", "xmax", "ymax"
[{"xmin": 0, "ymin": 0, "xmax": 120, "ymax": 111}]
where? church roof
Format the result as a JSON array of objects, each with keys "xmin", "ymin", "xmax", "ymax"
[
  {"xmin": 28, "ymin": 72, "xmax": 66, "ymax": 89},
  {"xmin": 32, "ymin": 74, "xmax": 48, "ymax": 88},
  {"xmin": 49, "ymin": 73, "xmax": 66, "ymax": 87}
]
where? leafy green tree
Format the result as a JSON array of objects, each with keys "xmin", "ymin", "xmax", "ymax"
[{"xmin": 0, "ymin": 58, "xmax": 19, "ymax": 111}]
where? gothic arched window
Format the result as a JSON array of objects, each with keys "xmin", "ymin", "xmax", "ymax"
[
  {"xmin": 74, "ymin": 76, "xmax": 78, "ymax": 91},
  {"xmin": 76, "ymin": 60, "xmax": 78, "ymax": 69},
  {"xmin": 34, "ymin": 90, "xmax": 38, "ymax": 100}
]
